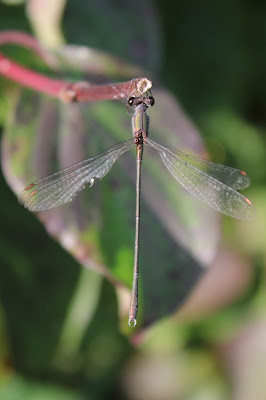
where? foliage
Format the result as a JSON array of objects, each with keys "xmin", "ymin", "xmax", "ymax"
[{"xmin": 0, "ymin": 1, "xmax": 265, "ymax": 399}]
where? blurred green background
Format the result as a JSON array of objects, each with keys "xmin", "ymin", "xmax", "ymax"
[{"xmin": 0, "ymin": 1, "xmax": 265, "ymax": 399}]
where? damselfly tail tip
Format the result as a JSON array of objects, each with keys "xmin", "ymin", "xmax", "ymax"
[{"xmin": 128, "ymin": 318, "xmax": 137, "ymax": 328}]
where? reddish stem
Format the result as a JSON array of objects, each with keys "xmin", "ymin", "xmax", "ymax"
[
  {"xmin": 0, "ymin": 52, "xmax": 65, "ymax": 97},
  {"xmin": 0, "ymin": 30, "xmax": 151, "ymax": 103},
  {"xmin": 0, "ymin": 30, "xmax": 53, "ymax": 62}
]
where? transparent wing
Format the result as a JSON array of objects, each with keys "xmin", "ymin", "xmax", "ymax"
[
  {"xmin": 170, "ymin": 149, "xmax": 251, "ymax": 190},
  {"xmin": 19, "ymin": 139, "xmax": 135, "ymax": 211},
  {"xmin": 146, "ymin": 138, "xmax": 255, "ymax": 220}
]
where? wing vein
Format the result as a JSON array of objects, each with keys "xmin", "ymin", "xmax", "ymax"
[
  {"xmin": 146, "ymin": 138, "xmax": 255, "ymax": 220},
  {"xmin": 19, "ymin": 139, "xmax": 135, "ymax": 211}
]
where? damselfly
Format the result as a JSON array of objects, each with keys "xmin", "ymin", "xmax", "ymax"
[{"xmin": 19, "ymin": 89, "xmax": 255, "ymax": 327}]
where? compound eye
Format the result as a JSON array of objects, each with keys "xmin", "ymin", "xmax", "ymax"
[
  {"xmin": 149, "ymin": 96, "xmax": 155, "ymax": 106},
  {"xmin": 128, "ymin": 97, "xmax": 135, "ymax": 106}
]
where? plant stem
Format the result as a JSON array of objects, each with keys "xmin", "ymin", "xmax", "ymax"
[{"xmin": 0, "ymin": 30, "xmax": 152, "ymax": 103}]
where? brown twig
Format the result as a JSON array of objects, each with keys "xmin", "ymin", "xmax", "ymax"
[
  {"xmin": 59, "ymin": 78, "xmax": 152, "ymax": 103},
  {"xmin": 0, "ymin": 30, "xmax": 152, "ymax": 103}
]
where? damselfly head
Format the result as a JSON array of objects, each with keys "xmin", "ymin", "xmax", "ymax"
[{"xmin": 128, "ymin": 95, "xmax": 155, "ymax": 108}]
